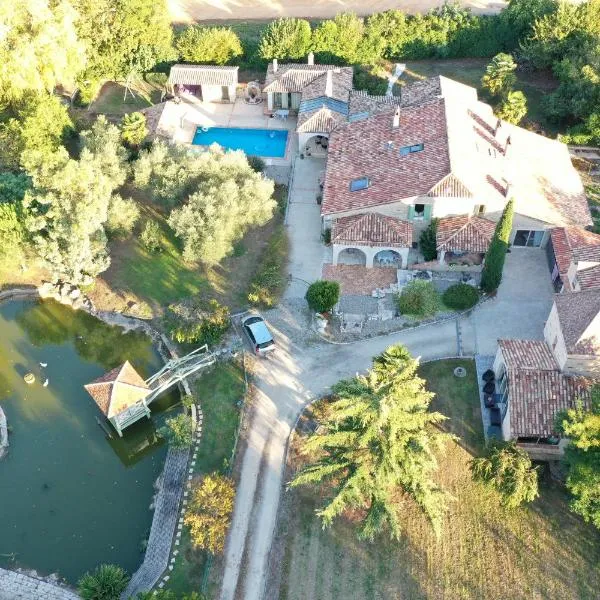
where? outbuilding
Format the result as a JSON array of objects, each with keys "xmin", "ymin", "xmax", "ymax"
[{"xmin": 167, "ymin": 64, "xmax": 238, "ymax": 103}]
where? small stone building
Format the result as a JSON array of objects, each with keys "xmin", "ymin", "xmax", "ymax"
[{"xmin": 167, "ymin": 64, "xmax": 238, "ymax": 103}]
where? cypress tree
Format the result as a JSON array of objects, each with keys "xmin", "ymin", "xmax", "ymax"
[{"xmin": 481, "ymin": 199, "xmax": 514, "ymax": 293}]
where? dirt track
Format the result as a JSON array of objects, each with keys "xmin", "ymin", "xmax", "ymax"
[{"xmin": 168, "ymin": 0, "xmax": 508, "ymax": 24}]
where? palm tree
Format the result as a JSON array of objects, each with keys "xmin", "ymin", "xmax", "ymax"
[
  {"xmin": 78, "ymin": 563, "xmax": 129, "ymax": 600},
  {"xmin": 290, "ymin": 345, "xmax": 453, "ymax": 540},
  {"xmin": 120, "ymin": 112, "xmax": 148, "ymax": 147}
]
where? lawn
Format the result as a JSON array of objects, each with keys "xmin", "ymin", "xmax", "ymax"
[
  {"xmin": 166, "ymin": 360, "xmax": 246, "ymax": 595},
  {"xmin": 267, "ymin": 358, "xmax": 600, "ymax": 600}
]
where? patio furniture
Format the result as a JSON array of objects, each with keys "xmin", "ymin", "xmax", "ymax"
[
  {"xmin": 483, "ymin": 381, "xmax": 496, "ymax": 395},
  {"xmin": 482, "ymin": 369, "xmax": 495, "ymax": 382},
  {"xmin": 274, "ymin": 109, "xmax": 289, "ymax": 120},
  {"xmin": 490, "ymin": 407, "xmax": 502, "ymax": 426},
  {"xmin": 484, "ymin": 393, "xmax": 496, "ymax": 408}
]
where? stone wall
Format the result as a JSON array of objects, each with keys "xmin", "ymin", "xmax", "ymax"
[{"xmin": 0, "ymin": 568, "xmax": 79, "ymax": 600}]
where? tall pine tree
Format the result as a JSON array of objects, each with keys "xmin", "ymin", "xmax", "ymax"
[{"xmin": 290, "ymin": 345, "xmax": 452, "ymax": 540}]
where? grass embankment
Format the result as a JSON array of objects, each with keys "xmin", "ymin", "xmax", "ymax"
[
  {"xmin": 166, "ymin": 360, "xmax": 246, "ymax": 595},
  {"xmin": 270, "ymin": 359, "xmax": 600, "ymax": 600}
]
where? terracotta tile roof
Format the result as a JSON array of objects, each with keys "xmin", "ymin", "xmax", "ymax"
[
  {"xmin": 322, "ymin": 263, "xmax": 397, "ymax": 296},
  {"xmin": 84, "ymin": 361, "xmax": 150, "ymax": 419},
  {"xmin": 348, "ymin": 90, "xmax": 402, "ymax": 118},
  {"xmin": 554, "ymin": 289, "xmax": 600, "ymax": 354},
  {"xmin": 168, "ymin": 65, "xmax": 238, "ymax": 86},
  {"xmin": 299, "ymin": 67, "xmax": 354, "ymax": 104},
  {"xmin": 508, "ymin": 370, "xmax": 591, "ymax": 437},
  {"xmin": 322, "ymin": 98, "xmax": 451, "ymax": 215},
  {"xmin": 498, "ymin": 339, "xmax": 592, "ymax": 437},
  {"xmin": 576, "ymin": 264, "xmax": 600, "ymax": 291},
  {"xmin": 498, "ymin": 339, "xmax": 559, "ymax": 371},
  {"xmin": 297, "ymin": 107, "xmax": 347, "ymax": 134},
  {"xmin": 321, "ymin": 76, "xmax": 591, "ymax": 229},
  {"xmin": 332, "ymin": 213, "xmax": 412, "ymax": 247},
  {"xmin": 436, "ymin": 215, "xmax": 496, "ymax": 253},
  {"xmin": 550, "ymin": 226, "xmax": 600, "ymax": 287},
  {"xmin": 264, "ymin": 63, "xmax": 353, "ymax": 101}
]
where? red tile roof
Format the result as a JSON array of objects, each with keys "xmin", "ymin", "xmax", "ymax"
[
  {"xmin": 84, "ymin": 361, "xmax": 150, "ymax": 418},
  {"xmin": 297, "ymin": 107, "xmax": 346, "ymax": 134},
  {"xmin": 554, "ymin": 289, "xmax": 600, "ymax": 355},
  {"xmin": 498, "ymin": 339, "xmax": 591, "ymax": 437},
  {"xmin": 332, "ymin": 213, "xmax": 412, "ymax": 247},
  {"xmin": 436, "ymin": 215, "xmax": 496, "ymax": 253},
  {"xmin": 550, "ymin": 226, "xmax": 600, "ymax": 289},
  {"xmin": 322, "ymin": 98, "xmax": 451, "ymax": 215}
]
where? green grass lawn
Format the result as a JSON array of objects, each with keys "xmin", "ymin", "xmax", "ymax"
[
  {"xmin": 270, "ymin": 358, "xmax": 600, "ymax": 600},
  {"xmin": 166, "ymin": 360, "xmax": 246, "ymax": 595}
]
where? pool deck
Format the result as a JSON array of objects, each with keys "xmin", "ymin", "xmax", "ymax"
[{"xmin": 156, "ymin": 97, "xmax": 298, "ymax": 167}]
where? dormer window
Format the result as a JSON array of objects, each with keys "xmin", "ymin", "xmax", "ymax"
[
  {"xmin": 350, "ymin": 177, "xmax": 370, "ymax": 192},
  {"xmin": 399, "ymin": 143, "xmax": 424, "ymax": 156}
]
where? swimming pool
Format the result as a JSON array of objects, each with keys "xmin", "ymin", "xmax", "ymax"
[{"xmin": 192, "ymin": 127, "xmax": 288, "ymax": 158}]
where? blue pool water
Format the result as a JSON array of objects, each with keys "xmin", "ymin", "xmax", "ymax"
[{"xmin": 192, "ymin": 127, "xmax": 288, "ymax": 158}]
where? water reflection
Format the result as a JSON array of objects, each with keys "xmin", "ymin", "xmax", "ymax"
[{"xmin": 0, "ymin": 298, "xmax": 180, "ymax": 582}]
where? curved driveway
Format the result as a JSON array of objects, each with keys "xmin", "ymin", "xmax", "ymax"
[{"xmin": 219, "ymin": 315, "xmax": 465, "ymax": 600}]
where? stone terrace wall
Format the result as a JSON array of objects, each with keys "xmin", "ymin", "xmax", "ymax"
[{"xmin": 0, "ymin": 569, "xmax": 79, "ymax": 600}]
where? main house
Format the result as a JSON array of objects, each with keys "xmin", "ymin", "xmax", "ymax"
[
  {"xmin": 492, "ymin": 289, "xmax": 600, "ymax": 458},
  {"xmin": 263, "ymin": 57, "xmax": 592, "ymax": 271}
]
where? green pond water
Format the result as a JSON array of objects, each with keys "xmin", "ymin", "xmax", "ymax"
[{"xmin": 0, "ymin": 298, "xmax": 179, "ymax": 583}]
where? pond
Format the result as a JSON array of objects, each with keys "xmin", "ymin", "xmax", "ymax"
[{"xmin": 0, "ymin": 298, "xmax": 179, "ymax": 583}]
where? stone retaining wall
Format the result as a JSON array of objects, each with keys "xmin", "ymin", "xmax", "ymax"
[{"xmin": 0, "ymin": 568, "xmax": 78, "ymax": 600}]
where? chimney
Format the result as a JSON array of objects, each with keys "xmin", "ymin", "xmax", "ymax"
[
  {"xmin": 504, "ymin": 135, "xmax": 512, "ymax": 155},
  {"xmin": 325, "ymin": 70, "xmax": 333, "ymax": 98},
  {"xmin": 307, "ymin": 52, "xmax": 314, "ymax": 65},
  {"xmin": 393, "ymin": 107, "xmax": 400, "ymax": 128},
  {"xmin": 272, "ymin": 59, "xmax": 278, "ymax": 73},
  {"xmin": 495, "ymin": 118, "xmax": 502, "ymax": 136},
  {"xmin": 504, "ymin": 181, "xmax": 512, "ymax": 198}
]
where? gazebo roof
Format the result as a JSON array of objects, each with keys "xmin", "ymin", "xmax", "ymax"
[{"xmin": 84, "ymin": 361, "xmax": 150, "ymax": 419}]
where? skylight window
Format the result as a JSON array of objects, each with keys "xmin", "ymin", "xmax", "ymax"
[
  {"xmin": 350, "ymin": 177, "xmax": 370, "ymax": 192},
  {"xmin": 400, "ymin": 143, "xmax": 424, "ymax": 156}
]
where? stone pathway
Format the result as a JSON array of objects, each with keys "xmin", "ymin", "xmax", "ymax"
[{"xmin": 0, "ymin": 569, "xmax": 78, "ymax": 600}]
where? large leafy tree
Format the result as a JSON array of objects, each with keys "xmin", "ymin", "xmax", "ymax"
[
  {"xmin": 120, "ymin": 112, "xmax": 148, "ymax": 148},
  {"xmin": 312, "ymin": 13, "xmax": 365, "ymax": 64},
  {"xmin": 471, "ymin": 441, "xmax": 539, "ymax": 508},
  {"xmin": 0, "ymin": 93, "xmax": 73, "ymax": 171},
  {"xmin": 496, "ymin": 90, "xmax": 528, "ymax": 124},
  {"xmin": 73, "ymin": 0, "xmax": 173, "ymax": 83},
  {"xmin": 176, "ymin": 26, "xmax": 242, "ymax": 65},
  {"xmin": 0, "ymin": 0, "xmax": 85, "ymax": 106},
  {"xmin": 184, "ymin": 473, "xmax": 235, "ymax": 554},
  {"xmin": 258, "ymin": 17, "xmax": 312, "ymax": 60},
  {"xmin": 557, "ymin": 386, "xmax": 600, "ymax": 529},
  {"xmin": 290, "ymin": 345, "xmax": 451, "ymax": 540}
]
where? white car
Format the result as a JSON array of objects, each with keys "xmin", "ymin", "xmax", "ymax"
[{"xmin": 241, "ymin": 314, "xmax": 276, "ymax": 355}]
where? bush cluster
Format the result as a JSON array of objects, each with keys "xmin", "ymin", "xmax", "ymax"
[
  {"xmin": 166, "ymin": 298, "xmax": 231, "ymax": 346},
  {"xmin": 395, "ymin": 280, "xmax": 440, "ymax": 318},
  {"xmin": 305, "ymin": 280, "xmax": 340, "ymax": 313},
  {"xmin": 442, "ymin": 283, "xmax": 480, "ymax": 310}
]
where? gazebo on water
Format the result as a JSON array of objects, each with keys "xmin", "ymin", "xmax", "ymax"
[{"xmin": 84, "ymin": 361, "xmax": 151, "ymax": 437}]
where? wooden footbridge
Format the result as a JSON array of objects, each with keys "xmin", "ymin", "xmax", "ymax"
[{"xmin": 85, "ymin": 345, "xmax": 217, "ymax": 436}]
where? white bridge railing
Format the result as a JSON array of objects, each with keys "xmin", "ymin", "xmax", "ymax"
[{"xmin": 145, "ymin": 345, "xmax": 216, "ymax": 403}]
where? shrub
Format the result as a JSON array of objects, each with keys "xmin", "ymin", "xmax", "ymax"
[
  {"xmin": 395, "ymin": 280, "xmax": 440, "ymax": 317},
  {"xmin": 166, "ymin": 299, "xmax": 231, "ymax": 346},
  {"xmin": 78, "ymin": 564, "xmax": 129, "ymax": 600},
  {"xmin": 105, "ymin": 196, "xmax": 140, "ymax": 238},
  {"xmin": 176, "ymin": 26, "xmax": 243, "ymax": 65},
  {"xmin": 185, "ymin": 473, "xmax": 235, "ymax": 554},
  {"xmin": 76, "ymin": 79, "xmax": 102, "ymax": 107},
  {"xmin": 442, "ymin": 283, "xmax": 480, "ymax": 310},
  {"xmin": 481, "ymin": 199, "xmax": 514, "ymax": 293},
  {"xmin": 305, "ymin": 280, "xmax": 340, "ymax": 313},
  {"xmin": 259, "ymin": 18, "xmax": 312, "ymax": 60},
  {"xmin": 420, "ymin": 218, "xmax": 438, "ymax": 261},
  {"xmin": 140, "ymin": 219, "xmax": 162, "ymax": 253},
  {"xmin": 248, "ymin": 225, "xmax": 288, "ymax": 308},
  {"xmin": 247, "ymin": 155, "xmax": 266, "ymax": 173},
  {"xmin": 496, "ymin": 90, "xmax": 527, "ymax": 125},
  {"xmin": 160, "ymin": 413, "xmax": 193, "ymax": 449}
]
